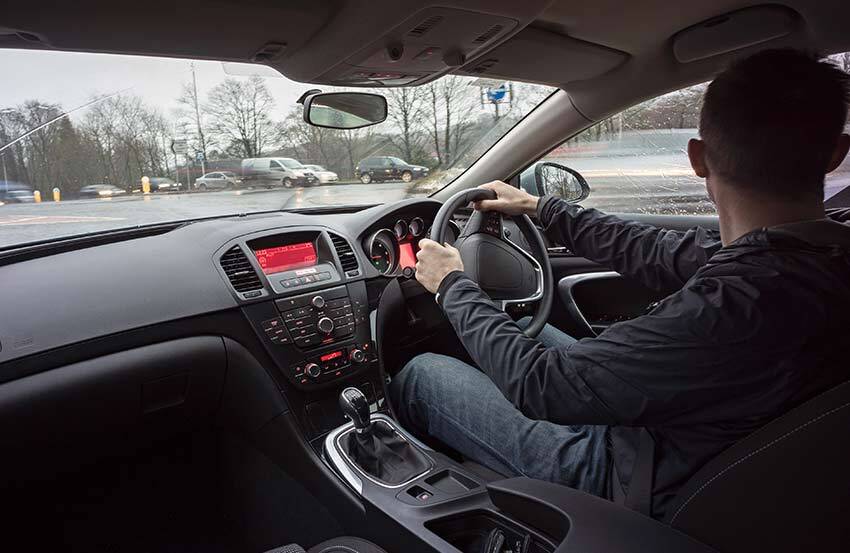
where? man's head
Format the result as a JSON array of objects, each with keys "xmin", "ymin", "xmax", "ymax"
[{"xmin": 688, "ymin": 49, "xmax": 850, "ymax": 204}]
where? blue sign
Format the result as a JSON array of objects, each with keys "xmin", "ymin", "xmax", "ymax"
[{"xmin": 486, "ymin": 84, "xmax": 507, "ymax": 103}]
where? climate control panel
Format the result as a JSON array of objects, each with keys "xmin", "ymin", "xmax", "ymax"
[{"xmin": 289, "ymin": 342, "xmax": 374, "ymax": 386}]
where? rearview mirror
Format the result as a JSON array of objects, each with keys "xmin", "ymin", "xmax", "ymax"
[
  {"xmin": 534, "ymin": 162, "xmax": 590, "ymax": 204},
  {"xmin": 302, "ymin": 92, "xmax": 388, "ymax": 130}
]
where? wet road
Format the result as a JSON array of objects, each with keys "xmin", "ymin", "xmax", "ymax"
[
  {"xmin": 0, "ymin": 181, "xmax": 420, "ymax": 248},
  {"xmin": 1, "ymin": 159, "xmax": 849, "ymax": 248}
]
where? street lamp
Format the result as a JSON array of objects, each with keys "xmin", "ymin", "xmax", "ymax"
[{"xmin": 0, "ymin": 104, "xmax": 51, "ymax": 186}]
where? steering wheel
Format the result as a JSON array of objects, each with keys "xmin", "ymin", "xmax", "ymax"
[{"xmin": 430, "ymin": 188, "xmax": 553, "ymax": 337}]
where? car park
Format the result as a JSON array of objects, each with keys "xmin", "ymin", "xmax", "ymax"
[
  {"xmin": 194, "ymin": 171, "xmax": 242, "ymax": 190},
  {"xmin": 1, "ymin": 2, "xmax": 850, "ymax": 553},
  {"xmin": 303, "ymin": 164, "xmax": 339, "ymax": 184},
  {"xmin": 241, "ymin": 157, "xmax": 318, "ymax": 188},
  {"xmin": 78, "ymin": 184, "xmax": 128, "ymax": 198},
  {"xmin": 355, "ymin": 156, "xmax": 429, "ymax": 184}
]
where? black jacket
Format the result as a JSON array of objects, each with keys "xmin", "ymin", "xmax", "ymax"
[{"xmin": 438, "ymin": 198, "xmax": 850, "ymax": 519}]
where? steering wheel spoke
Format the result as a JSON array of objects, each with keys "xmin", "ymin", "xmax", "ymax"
[{"xmin": 430, "ymin": 188, "xmax": 553, "ymax": 337}]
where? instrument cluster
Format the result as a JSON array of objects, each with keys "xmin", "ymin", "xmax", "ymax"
[{"xmin": 364, "ymin": 215, "xmax": 459, "ymax": 276}]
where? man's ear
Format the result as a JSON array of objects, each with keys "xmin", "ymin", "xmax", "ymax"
[
  {"xmin": 688, "ymin": 138, "xmax": 709, "ymax": 178},
  {"xmin": 826, "ymin": 133, "xmax": 850, "ymax": 173}
]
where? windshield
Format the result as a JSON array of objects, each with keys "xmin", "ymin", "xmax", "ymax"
[{"xmin": 0, "ymin": 49, "xmax": 554, "ymax": 248}]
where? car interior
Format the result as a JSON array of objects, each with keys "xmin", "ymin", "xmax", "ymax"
[{"xmin": 2, "ymin": 1, "xmax": 850, "ymax": 552}]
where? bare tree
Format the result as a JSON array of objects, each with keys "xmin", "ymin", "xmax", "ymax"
[
  {"xmin": 175, "ymin": 69, "xmax": 209, "ymax": 165},
  {"xmin": 205, "ymin": 76, "xmax": 278, "ymax": 158},
  {"xmin": 385, "ymin": 87, "xmax": 426, "ymax": 163}
]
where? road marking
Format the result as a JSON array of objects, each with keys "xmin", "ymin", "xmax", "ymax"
[{"xmin": 0, "ymin": 215, "xmax": 126, "ymax": 226}]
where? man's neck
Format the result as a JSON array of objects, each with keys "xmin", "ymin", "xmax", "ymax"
[{"xmin": 716, "ymin": 193, "xmax": 825, "ymax": 246}]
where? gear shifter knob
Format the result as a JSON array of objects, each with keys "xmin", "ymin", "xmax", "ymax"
[{"xmin": 339, "ymin": 387, "xmax": 371, "ymax": 432}]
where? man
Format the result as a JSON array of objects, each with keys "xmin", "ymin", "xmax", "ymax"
[{"xmin": 391, "ymin": 49, "xmax": 850, "ymax": 519}]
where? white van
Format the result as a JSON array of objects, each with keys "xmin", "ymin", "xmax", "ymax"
[{"xmin": 240, "ymin": 158, "xmax": 317, "ymax": 188}]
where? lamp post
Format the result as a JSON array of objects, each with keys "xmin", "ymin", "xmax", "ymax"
[{"xmin": 0, "ymin": 105, "xmax": 51, "ymax": 189}]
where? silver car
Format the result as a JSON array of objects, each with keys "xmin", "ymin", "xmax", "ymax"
[
  {"xmin": 194, "ymin": 171, "xmax": 242, "ymax": 190},
  {"xmin": 303, "ymin": 164, "xmax": 339, "ymax": 184}
]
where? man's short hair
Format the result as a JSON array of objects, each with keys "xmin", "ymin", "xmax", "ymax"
[{"xmin": 699, "ymin": 49, "xmax": 850, "ymax": 200}]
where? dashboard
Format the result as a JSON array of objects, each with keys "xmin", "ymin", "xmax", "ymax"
[{"xmin": 0, "ymin": 198, "xmax": 458, "ymax": 398}]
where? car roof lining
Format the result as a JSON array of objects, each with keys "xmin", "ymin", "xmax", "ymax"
[{"xmin": 2, "ymin": 1, "xmax": 850, "ymax": 130}]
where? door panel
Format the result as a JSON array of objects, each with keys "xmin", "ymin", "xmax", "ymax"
[{"xmin": 542, "ymin": 213, "xmax": 719, "ymax": 338}]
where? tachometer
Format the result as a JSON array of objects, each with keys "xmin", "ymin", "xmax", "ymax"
[{"xmin": 367, "ymin": 229, "xmax": 399, "ymax": 275}]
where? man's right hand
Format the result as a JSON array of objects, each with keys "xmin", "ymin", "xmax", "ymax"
[{"xmin": 474, "ymin": 181, "xmax": 540, "ymax": 216}]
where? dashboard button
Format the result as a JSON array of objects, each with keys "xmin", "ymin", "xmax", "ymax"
[
  {"xmin": 318, "ymin": 272, "xmax": 332, "ymax": 281},
  {"xmin": 295, "ymin": 334, "xmax": 320, "ymax": 348},
  {"xmin": 290, "ymin": 325, "xmax": 317, "ymax": 338},
  {"xmin": 243, "ymin": 290, "xmax": 262, "ymax": 298},
  {"xmin": 286, "ymin": 316, "xmax": 316, "ymax": 329},
  {"xmin": 276, "ymin": 296, "xmax": 311, "ymax": 310},
  {"xmin": 332, "ymin": 323, "xmax": 355, "ymax": 337},
  {"xmin": 326, "ymin": 298, "xmax": 351, "ymax": 309},
  {"xmin": 311, "ymin": 295, "xmax": 325, "ymax": 308}
]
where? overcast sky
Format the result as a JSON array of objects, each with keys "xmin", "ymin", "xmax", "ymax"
[{"xmin": 0, "ymin": 49, "xmax": 322, "ymax": 123}]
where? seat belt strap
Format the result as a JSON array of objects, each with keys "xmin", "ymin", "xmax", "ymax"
[{"xmin": 618, "ymin": 427, "xmax": 656, "ymax": 517}]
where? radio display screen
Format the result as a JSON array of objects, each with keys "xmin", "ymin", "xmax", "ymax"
[{"xmin": 254, "ymin": 242, "xmax": 317, "ymax": 274}]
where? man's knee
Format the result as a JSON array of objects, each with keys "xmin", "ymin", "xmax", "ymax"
[{"xmin": 391, "ymin": 352, "xmax": 449, "ymax": 403}]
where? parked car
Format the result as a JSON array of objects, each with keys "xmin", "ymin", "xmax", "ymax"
[
  {"xmin": 241, "ymin": 157, "xmax": 317, "ymax": 188},
  {"xmin": 129, "ymin": 177, "xmax": 181, "ymax": 193},
  {"xmin": 149, "ymin": 177, "xmax": 181, "ymax": 192},
  {"xmin": 194, "ymin": 171, "xmax": 242, "ymax": 190},
  {"xmin": 303, "ymin": 164, "xmax": 339, "ymax": 184},
  {"xmin": 0, "ymin": 182, "xmax": 35, "ymax": 203},
  {"xmin": 78, "ymin": 184, "xmax": 128, "ymax": 199},
  {"xmin": 355, "ymin": 156, "xmax": 429, "ymax": 184}
]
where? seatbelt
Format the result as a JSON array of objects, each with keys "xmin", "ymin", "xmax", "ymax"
[{"xmin": 613, "ymin": 427, "xmax": 656, "ymax": 517}]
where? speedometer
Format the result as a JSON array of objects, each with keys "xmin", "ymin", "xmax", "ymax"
[{"xmin": 367, "ymin": 229, "xmax": 399, "ymax": 275}]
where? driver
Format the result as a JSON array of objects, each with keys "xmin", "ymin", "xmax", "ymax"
[{"xmin": 390, "ymin": 49, "xmax": 850, "ymax": 519}]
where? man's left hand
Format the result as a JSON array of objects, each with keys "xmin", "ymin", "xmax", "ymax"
[{"xmin": 415, "ymin": 239, "xmax": 464, "ymax": 294}]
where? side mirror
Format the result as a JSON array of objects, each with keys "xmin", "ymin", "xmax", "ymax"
[
  {"xmin": 534, "ymin": 162, "xmax": 590, "ymax": 203},
  {"xmin": 301, "ymin": 92, "xmax": 388, "ymax": 129}
]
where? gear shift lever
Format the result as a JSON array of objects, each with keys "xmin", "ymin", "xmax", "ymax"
[
  {"xmin": 336, "ymin": 387, "xmax": 431, "ymax": 485},
  {"xmin": 339, "ymin": 387, "xmax": 371, "ymax": 433}
]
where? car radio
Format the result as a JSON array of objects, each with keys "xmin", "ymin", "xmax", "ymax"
[{"xmin": 247, "ymin": 281, "xmax": 374, "ymax": 390}]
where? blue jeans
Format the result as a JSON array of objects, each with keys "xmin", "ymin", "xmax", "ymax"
[{"xmin": 390, "ymin": 320, "xmax": 611, "ymax": 499}]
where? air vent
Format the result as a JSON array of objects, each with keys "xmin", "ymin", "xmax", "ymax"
[
  {"xmin": 408, "ymin": 15, "xmax": 443, "ymax": 37},
  {"xmin": 220, "ymin": 245, "xmax": 263, "ymax": 293},
  {"xmin": 329, "ymin": 233, "xmax": 360, "ymax": 275},
  {"xmin": 472, "ymin": 24, "xmax": 503, "ymax": 44}
]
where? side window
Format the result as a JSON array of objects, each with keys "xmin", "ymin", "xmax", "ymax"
[
  {"xmin": 269, "ymin": 160, "xmax": 283, "ymax": 169},
  {"xmin": 825, "ymin": 52, "xmax": 850, "ymax": 207},
  {"xmin": 527, "ymin": 83, "xmax": 711, "ymax": 215}
]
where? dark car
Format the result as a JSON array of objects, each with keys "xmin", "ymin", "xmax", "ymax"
[
  {"xmin": 129, "ymin": 177, "xmax": 181, "ymax": 193},
  {"xmin": 78, "ymin": 184, "xmax": 128, "ymax": 199},
  {"xmin": 355, "ymin": 156, "xmax": 429, "ymax": 184}
]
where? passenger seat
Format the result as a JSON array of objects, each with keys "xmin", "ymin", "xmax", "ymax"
[
  {"xmin": 666, "ymin": 379, "xmax": 850, "ymax": 552},
  {"xmin": 265, "ymin": 537, "xmax": 387, "ymax": 553}
]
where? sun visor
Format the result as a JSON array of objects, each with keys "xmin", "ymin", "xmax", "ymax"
[
  {"xmin": 457, "ymin": 27, "xmax": 628, "ymax": 86},
  {"xmin": 673, "ymin": 5, "xmax": 800, "ymax": 63}
]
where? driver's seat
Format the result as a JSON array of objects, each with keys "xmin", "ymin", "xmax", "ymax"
[{"xmin": 665, "ymin": 379, "xmax": 850, "ymax": 552}]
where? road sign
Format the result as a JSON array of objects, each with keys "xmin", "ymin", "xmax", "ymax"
[
  {"xmin": 486, "ymin": 84, "xmax": 508, "ymax": 103},
  {"xmin": 171, "ymin": 139, "xmax": 189, "ymax": 155}
]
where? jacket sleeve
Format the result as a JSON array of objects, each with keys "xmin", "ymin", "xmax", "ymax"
[
  {"xmin": 438, "ymin": 271, "xmax": 785, "ymax": 426},
  {"xmin": 537, "ymin": 196, "xmax": 721, "ymax": 293}
]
